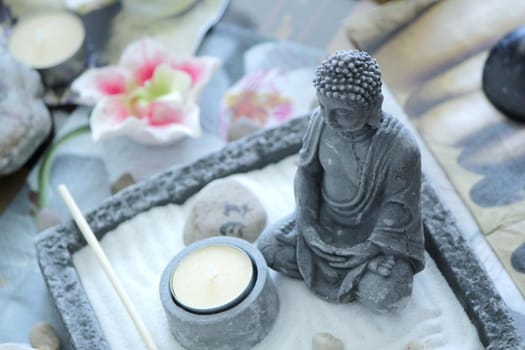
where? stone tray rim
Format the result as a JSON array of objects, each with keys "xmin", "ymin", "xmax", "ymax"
[{"xmin": 35, "ymin": 117, "xmax": 523, "ymax": 350}]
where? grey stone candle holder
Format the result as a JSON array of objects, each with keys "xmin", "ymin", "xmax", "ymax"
[
  {"xmin": 35, "ymin": 116, "xmax": 523, "ymax": 349},
  {"xmin": 159, "ymin": 236, "xmax": 279, "ymax": 350}
]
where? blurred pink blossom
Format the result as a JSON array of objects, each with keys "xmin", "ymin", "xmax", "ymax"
[{"xmin": 221, "ymin": 68, "xmax": 315, "ymax": 138}]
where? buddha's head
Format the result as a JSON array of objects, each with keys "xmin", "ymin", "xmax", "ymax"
[{"xmin": 313, "ymin": 50, "xmax": 383, "ymax": 132}]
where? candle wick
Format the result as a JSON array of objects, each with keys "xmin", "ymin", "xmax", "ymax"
[{"xmin": 207, "ymin": 267, "xmax": 220, "ymax": 283}]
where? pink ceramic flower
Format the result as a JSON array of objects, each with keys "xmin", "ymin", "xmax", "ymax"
[
  {"xmin": 221, "ymin": 69, "xmax": 315, "ymax": 138},
  {"xmin": 72, "ymin": 38, "xmax": 219, "ymax": 144}
]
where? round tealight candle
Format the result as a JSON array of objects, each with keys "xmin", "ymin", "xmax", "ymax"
[
  {"xmin": 170, "ymin": 244, "xmax": 255, "ymax": 314},
  {"xmin": 8, "ymin": 11, "xmax": 85, "ymax": 69}
]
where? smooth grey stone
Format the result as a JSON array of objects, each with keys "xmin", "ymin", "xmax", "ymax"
[
  {"xmin": 0, "ymin": 47, "xmax": 51, "ymax": 175},
  {"xmin": 183, "ymin": 179, "xmax": 267, "ymax": 245},
  {"xmin": 403, "ymin": 341, "xmax": 425, "ymax": 350},
  {"xmin": 312, "ymin": 332, "xmax": 344, "ymax": 350},
  {"xmin": 482, "ymin": 26, "xmax": 525, "ymax": 122},
  {"xmin": 29, "ymin": 322, "xmax": 60, "ymax": 350},
  {"xmin": 511, "ymin": 242, "xmax": 525, "ymax": 273},
  {"xmin": 227, "ymin": 118, "xmax": 261, "ymax": 141},
  {"xmin": 110, "ymin": 173, "xmax": 136, "ymax": 194}
]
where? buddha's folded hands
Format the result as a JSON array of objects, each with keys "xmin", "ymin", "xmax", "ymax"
[
  {"xmin": 324, "ymin": 242, "xmax": 383, "ymax": 269},
  {"xmin": 367, "ymin": 254, "xmax": 396, "ymax": 277}
]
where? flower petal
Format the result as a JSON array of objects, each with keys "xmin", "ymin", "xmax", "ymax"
[
  {"xmin": 90, "ymin": 96, "xmax": 200, "ymax": 145},
  {"xmin": 119, "ymin": 38, "xmax": 172, "ymax": 86},
  {"xmin": 172, "ymin": 57, "xmax": 220, "ymax": 99},
  {"xmin": 90, "ymin": 96, "xmax": 131, "ymax": 141},
  {"xmin": 147, "ymin": 103, "xmax": 183, "ymax": 127},
  {"xmin": 72, "ymin": 67, "xmax": 131, "ymax": 105},
  {"xmin": 144, "ymin": 97, "xmax": 200, "ymax": 134}
]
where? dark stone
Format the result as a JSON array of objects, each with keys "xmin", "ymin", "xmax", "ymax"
[
  {"xmin": 482, "ymin": 26, "xmax": 525, "ymax": 122},
  {"xmin": 511, "ymin": 242, "xmax": 525, "ymax": 273}
]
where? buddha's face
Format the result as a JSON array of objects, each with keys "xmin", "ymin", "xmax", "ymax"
[{"xmin": 317, "ymin": 93, "xmax": 371, "ymax": 132}]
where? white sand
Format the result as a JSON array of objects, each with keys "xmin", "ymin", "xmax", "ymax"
[{"xmin": 73, "ymin": 156, "xmax": 483, "ymax": 350}]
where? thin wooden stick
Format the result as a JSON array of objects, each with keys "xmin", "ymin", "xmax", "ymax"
[{"xmin": 57, "ymin": 184, "xmax": 158, "ymax": 350}]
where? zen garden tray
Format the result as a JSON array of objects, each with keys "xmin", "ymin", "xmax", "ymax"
[{"xmin": 35, "ymin": 117, "xmax": 522, "ymax": 350}]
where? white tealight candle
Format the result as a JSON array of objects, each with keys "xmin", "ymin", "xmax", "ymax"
[
  {"xmin": 170, "ymin": 244, "xmax": 255, "ymax": 314},
  {"xmin": 8, "ymin": 11, "xmax": 85, "ymax": 69}
]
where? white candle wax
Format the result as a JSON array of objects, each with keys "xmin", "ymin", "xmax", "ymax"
[
  {"xmin": 8, "ymin": 11, "xmax": 85, "ymax": 69},
  {"xmin": 170, "ymin": 244, "xmax": 254, "ymax": 313}
]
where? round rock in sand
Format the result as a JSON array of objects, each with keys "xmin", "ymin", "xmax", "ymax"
[
  {"xmin": 312, "ymin": 332, "xmax": 344, "ymax": 350},
  {"xmin": 29, "ymin": 322, "xmax": 60, "ymax": 350},
  {"xmin": 183, "ymin": 179, "xmax": 267, "ymax": 245}
]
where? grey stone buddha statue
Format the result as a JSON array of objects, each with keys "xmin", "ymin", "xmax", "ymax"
[{"xmin": 258, "ymin": 50, "xmax": 425, "ymax": 313}]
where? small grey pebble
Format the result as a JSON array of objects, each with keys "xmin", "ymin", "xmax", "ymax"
[
  {"xmin": 29, "ymin": 322, "xmax": 60, "ymax": 350},
  {"xmin": 227, "ymin": 118, "xmax": 262, "ymax": 142},
  {"xmin": 183, "ymin": 179, "xmax": 267, "ymax": 245},
  {"xmin": 312, "ymin": 332, "xmax": 344, "ymax": 350},
  {"xmin": 111, "ymin": 173, "xmax": 136, "ymax": 194},
  {"xmin": 404, "ymin": 340, "xmax": 425, "ymax": 350}
]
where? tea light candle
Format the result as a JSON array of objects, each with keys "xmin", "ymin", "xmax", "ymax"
[
  {"xmin": 170, "ymin": 244, "xmax": 255, "ymax": 314},
  {"xmin": 9, "ymin": 11, "xmax": 85, "ymax": 69}
]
